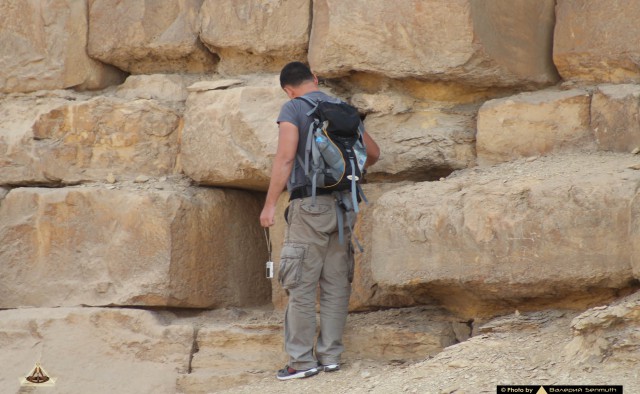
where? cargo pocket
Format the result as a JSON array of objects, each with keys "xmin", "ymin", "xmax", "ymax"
[
  {"xmin": 278, "ymin": 243, "xmax": 307, "ymax": 290},
  {"xmin": 300, "ymin": 202, "xmax": 334, "ymax": 230},
  {"xmin": 300, "ymin": 202, "xmax": 332, "ymax": 215}
]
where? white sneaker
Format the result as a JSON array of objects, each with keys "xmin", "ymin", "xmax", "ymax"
[
  {"xmin": 321, "ymin": 363, "xmax": 340, "ymax": 372},
  {"xmin": 276, "ymin": 365, "xmax": 319, "ymax": 380}
]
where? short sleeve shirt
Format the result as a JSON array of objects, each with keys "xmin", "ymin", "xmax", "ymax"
[{"xmin": 277, "ymin": 90, "xmax": 340, "ymax": 192}]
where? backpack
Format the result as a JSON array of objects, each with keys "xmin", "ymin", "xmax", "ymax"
[
  {"xmin": 293, "ymin": 95, "xmax": 369, "ymax": 251},
  {"xmin": 294, "ymin": 95, "xmax": 368, "ymax": 212}
]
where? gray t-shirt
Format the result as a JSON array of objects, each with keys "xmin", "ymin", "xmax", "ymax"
[{"xmin": 277, "ymin": 90, "xmax": 341, "ymax": 192}]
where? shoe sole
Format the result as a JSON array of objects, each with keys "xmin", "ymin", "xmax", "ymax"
[
  {"xmin": 322, "ymin": 364, "xmax": 340, "ymax": 372},
  {"xmin": 277, "ymin": 368, "xmax": 319, "ymax": 381}
]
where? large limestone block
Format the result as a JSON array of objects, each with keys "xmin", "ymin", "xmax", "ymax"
[
  {"xmin": 33, "ymin": 97, "xmax": 181, "ymax": 182},
  {"xmin": 0, "ymin": 0, "xmax": 125, "ymax": 93},
  {"xmin": 181, "ymin": 80, "xmax": 287, "ymax": 190},
  {"xmin": 477, "ymin": 89, "xmax": 593, "ymax": 164},
  {"xmin": 88, "ymin": 0, "xmax": 217, "ymax": 74},
  {"xmin": 0, "ymin": 307, "xmax": 193, "ymax": 394},
  {"xmin": 591, "ymin": 84, "xmax": 640, "ymax": 153},
  {"xmin": 0, "ymin": 181, "xmax": 271, "ymax": 308},
  {"xmin": 0, "ymin": 94, "xmax": 181, "ymax": 186},
  {"xmin": 364, "ymin": 107, "xmax": 477, "ymax": 181},
  {"xmin": 554, "ymin": 1, "xmax": 640, "ymax": 83},
  {"xmin": 309, "ymin": 0, "xmax": 558, "ymax": 88},
  {"xmin": 199, "ymin": 0, "xmax": 310, "ymax": 74},
  {"xmin": 371, "ymin": 153, "xmax": 640, "ymax": 318},
  {"xmin": 0, "ymin": 91, "xmax": 80, "ymax": 185},
  {"xmin": 350, "ymin": 183, "xmax": 418, "ymax": 311}
]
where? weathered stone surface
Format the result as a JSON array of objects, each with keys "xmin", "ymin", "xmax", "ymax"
[
  {"xmin": 364, "ymin": 106, "xmax": 477, "ymax": 181},
  {"xmin": 554, "ymin": 0, "xmax": 640, "ymax": 83},
  {"xmin": 181, "ymin": 80, "xmax": 288, "ymax": 190},
  {"xmin": 88, "ymin": 0, "xmax": 217, "ymax": 74},
  {"xmin": 0, "ymin": 181, "xmax": 271, "ymax": 308},
  {"xmin": 309, "ymin": 0, "xmax": 558, "ymax": 88},
  {"xmin": 350, "ymin": 92, "xmax": 414, "ymax": 115},
  {"xmin": 33, "ymin": 97, "xmax": 181, "ymax": 182},
  {"xmin": 591, "ymin": 84, "xmax": 640, "ymax": 153},
  {"xmin": 191, "ymin": 323, "xmax": 285, "ymax": 372},
  {"xmin": 177, "ymin": 306, "xmax": 469, "ymax": 393},
  {"xmin": 0, "ymin": 94, "xmax": 181, "ymax": 186},
  {"xmin": 177, "ymin": 322, "xmax": 286, "ymax": 393},
  {"xmin": 350, "ymin": 183, "xmax": 418, "ymax": 311},
  {"xmin": 0, "ymin": 91, "xmax": 85, "ymax": 185},
  {"xmin": 630, "ymin": 192, "xmax": 640, "ymax": 281},
  {"xmin": 0, "ymin": 307, "xmax": 193, "ymax": 394},
  {"xmin": 0, "ymin": 0, "xmax": 125, "ymax": 93},
  {"xmin": 115, "ymin": 74, "xmax": 189, "ymax": 102},
  {"xmin": 371, "ymin": 153, "xmax": 640, "ymax": 318},
  {"xmin": 477, "ymin": 89, "xmax": 593, "ymax": 165},
  {"xmin": 344, "ymin": 306, "xmax": 469, "ymax": 362},
  {"xmin": 563, "ymin": 292, "xmax": 640, "ymax": 364},
  {"xmin": 199, "ymin": 0, "xmax": 310, "ymax": 74},
  {"xmin": 186, "ymin": 78, "xmax": 244, "ymax": 92}
]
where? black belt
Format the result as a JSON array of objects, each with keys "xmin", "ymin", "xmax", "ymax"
[{"xmin": 289, "ymin": 187, "xmax": 333, "ymax": 201}]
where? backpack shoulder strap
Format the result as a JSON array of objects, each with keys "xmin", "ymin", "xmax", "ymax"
[{"xmin": 295, "ymin": 95, "xmax": 320, "ymax": 117}]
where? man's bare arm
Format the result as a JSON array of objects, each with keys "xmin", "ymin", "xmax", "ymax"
[
  {"xmin": 363, "ymin": 130, "xmax": 380, "ymax": 169},
  {"xmin": 260, "ymin": 121, "xmax": 299, "ymax": 227}
]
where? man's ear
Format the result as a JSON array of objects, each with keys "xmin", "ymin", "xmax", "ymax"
[{"xmin": 283, "ymin": 86, "xmax": 295, "ymax": 99}]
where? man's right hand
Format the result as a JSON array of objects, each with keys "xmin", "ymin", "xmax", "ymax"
[
  {"xmin": 260, "ymin": 121, "xmax": 298, "ymax": 228},
  {"xmin": 260, "ymin": 204, "xmax": 276, "ymax": 227}
]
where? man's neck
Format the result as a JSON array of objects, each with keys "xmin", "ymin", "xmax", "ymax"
[{"xmin": 292, "ymin": 81, "xmax": 319, "ymax": 98}]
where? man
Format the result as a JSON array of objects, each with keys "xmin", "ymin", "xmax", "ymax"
[{"xmin": 260, "ymin": 62, "xmax": 380, "ymax": 380}]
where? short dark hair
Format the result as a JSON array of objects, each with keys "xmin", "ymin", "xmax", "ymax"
[{"xmin": 280, "ymin": 62, "xmax": 314, "ymax": 88}]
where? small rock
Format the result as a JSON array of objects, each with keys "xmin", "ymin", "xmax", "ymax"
[
  {"xmin": 447, "ymin": 360, "xmax": 469, "ymax": 368},
  {"xmin": 106, "ymin": 173, "xmax": 116, "ymax": 184},
  {"xmin": 361, "ymin": 371, "xmax": 371, "ymax": 379},
  {"xmin": 134, "ymin": 175, "xmax": 150, "ymax": 183},
  {"xmin": 632, "ymin": 147, "xmax": 640, "ymax": 154}
]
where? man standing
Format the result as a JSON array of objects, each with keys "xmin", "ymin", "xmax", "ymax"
[{"xmin": 260, "ymin": 62, "xmax": 380, "ymax": 380}]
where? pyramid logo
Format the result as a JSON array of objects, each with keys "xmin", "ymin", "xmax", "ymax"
[
  {"xmin": 20, "ymin": 362, "xmax": 56, "ymax": 387},
  {"xmin": 536, "ymin": 386, "xmax": 548, "ymax": 394}
]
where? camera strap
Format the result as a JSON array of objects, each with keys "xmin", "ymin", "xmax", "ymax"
[{"xmin": 263, "ymin": 228, "xmax": 272, "ymax": 261}]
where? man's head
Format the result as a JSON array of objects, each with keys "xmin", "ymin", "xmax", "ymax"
[{"xmin": 280, "ymin": 62, "xmax": 318, "ymax": 99}]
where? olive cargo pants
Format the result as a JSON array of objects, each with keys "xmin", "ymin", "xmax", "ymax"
[{"xmin": 278, "ymin": 194, "xmax": 355, "ymax": 370}]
